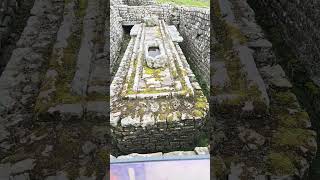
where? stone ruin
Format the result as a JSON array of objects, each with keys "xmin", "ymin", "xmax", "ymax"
[
  {"xmin": 0, "ymin": 0, "xmax": 318, "ymax": 179},
  {"xmin": 110, "ymin": 15, "xmax": 208, "ymax": 153}
]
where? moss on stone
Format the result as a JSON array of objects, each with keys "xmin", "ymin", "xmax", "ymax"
[
  {"xmin": 272, "ymin": 91, "xmax": 297, "ymax": 107},
  {"xmin": 66, "ymin": 164, "xmax": 80, "ymax": 180},
  {"xmin": 273, "ymin": 127, "xmax": 314, "ymax": 148},
  {"xmin": 97, "ymin": 149, "xmax": 109, "ymax": 165},
  {"xmin": 195, "ymin": 100, "xmax": 207, "ymax": 110},
  {"xmin": 158, "ymin": 113, "xmax": 166, "ymax": 121},
  {"xmin": 305, "ymin": 81, "xmax": 320, "ymax": 96},
  {"xmin": 278, "ymin": 110, "xmax": 309, "ymax": 128},
  {"xmin": 267, "ymin": 152, "xmax": 296, "ymax": 175},
  {"xmin": 192, "ymin": 109, "xmax": 203, "ymax": 117},
  {"xmin": 226, "ymin": 23, "xmax": 247, "ymax": 44},
  {"xmin": 213, "ymin": 157, "xmax": 225, "ymax": 177},
  {"xmin": 86, "ymin": 93, "xmax": 109, "ymax": 101},
  {"xmin": 167, "ymin": 113, "xmax": 174, "ymax": 121},
  {"xmin": 35, "ymin": 0, "xmax": 88, "ymax": 114}
]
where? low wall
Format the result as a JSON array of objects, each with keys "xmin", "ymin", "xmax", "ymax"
[
  {"xmin": 112, "ymin": 119, "xmax": 203, "ymax": 154},
  {"xmin": 178, "ymin": 7, "xmax": 210, "ymax": 92},
  {"xmin": 125, "ymin": 0, "xmax": 156, "ymax": 6},
  {"xmin": 110, "ymin": 6, "xmax": 124, "ymax": 73}
]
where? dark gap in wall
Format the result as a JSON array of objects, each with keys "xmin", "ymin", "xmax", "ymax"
[
  {"xmin": 0, "ymin": 0, "xmax": 35, "ymax": 76},
  {"xmin": 111, "ymin": 26, "xmax": 132, "ymax": 78},
  {"xmin": 122, "ymin": 25, "xmax": 133, "ymax": 34}
]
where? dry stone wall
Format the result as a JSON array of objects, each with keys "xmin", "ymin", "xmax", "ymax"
[
  {"xmin": 248, "ymin": 0, "xmax": 320, "ymax": 87},
  {"xmin": 125, "ymin": 0, "xmax": 156, "ymax": 6},
  {"xmin": 115, "ymin": 5, "xmax": 173, "ymax": 25},
  {"xmin": 178, "ymin": 7, "xmax": 210, "ymax": 91},
  {"xmin": 110, "ymin": 6, "xmax": 124, "ymax": 73},
  {"xmin": 112, "ymin": 119, "xmax": 203, "ymax": 154}
]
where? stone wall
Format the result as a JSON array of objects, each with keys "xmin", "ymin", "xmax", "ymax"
[
  {"xmin": 112, "ymin": 119, "xmax": 203, "ymax": 154},
  {"xmin": 110, "ymin": 6, "xmax": 124, "ymax": 72},
  {"xmin": 247, "ymin": 0, "xmax": 320, "ymax": 86},
  {"xmin": 125, "ymin": 0, "xmax": 156, "ymax": 6},
  {"xmin": 115, "ymin": 5, "xmax": 173, "ymax": 25},
  {"xmin": 111, "ymin": 0, "xmax": 123, "ymax": 6},
  {"xmin": 178, "ymin": 7, "xmax": 210, "ymax": 92}
]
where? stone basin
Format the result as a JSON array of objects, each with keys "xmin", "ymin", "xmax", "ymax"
[
  {"xmin": 145, "ymin": 40, "xmax": 166, "ymax": 69},
  {"xmin": 148, "ymin": 47, "xmax": 160, "ymax": 58}
]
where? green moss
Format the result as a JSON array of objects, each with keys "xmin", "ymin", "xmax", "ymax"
[
  {"xmin": 139, "ymin": 88, "xmax": 164, "ymax": 94},
  {"xmin": 278, "ymin": 110, "xmax": 309, "ymax": 128},
  {"xmin": 226, "ymin": 23, "xmax": 247, "ymax": 44},
  {"xmin": 158, "ymin": 113, "xmax": 166, "ymax": 121},
  {"xmin": 272, "ymin": 91, "xmax": 297, "ymax": 108},
  {"xmin": 192, "ymin": 109, "xmax": 203, "ymax": 117},
  {"xmin": 305, "ymin": 81, "xmax": 320, "ymax": 96},
  {"xmin": 273, "ymin": 127, "xmax": 314, "ymax": 148},
  {"xmin": 66, "ymin": 164, "xmax": 80, "ymax": 180},
  {"xmin": 267, "ymin": 152, "xmax": 296, "ymax": 175},
  {"xmin": 97, "ymin": 149, "xmax": 109, "ymax": 165},
  {"xmin": 167, "ymin": 113, "xmax": 174, "ymax": 121},
  {"xmin": 195, "ymin": 101, "xmax": 207, "ymax": 109},
  {"xmin": 86, "ymin": 93, "xmax": 109, "ymax": 101},
  {"xmin": 213, "ymin": 157, "xmax": 225, "ymax": 177},
  {"xmin": 137, "ymin": 108, "xmax": 145, "ymax": 118},
  {"xmin": 76, "ymin": 0, "xmax": 88, "ymax": 17}
]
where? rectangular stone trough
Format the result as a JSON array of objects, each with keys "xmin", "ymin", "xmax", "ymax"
[{"xmin": 110, "ymin": 19, "xmax": 209, "ymax": 153}]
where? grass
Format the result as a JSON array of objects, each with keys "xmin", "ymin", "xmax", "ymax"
[{"xmin": 157, "ymin": 0, "xmax": 209, "ymax": 7}]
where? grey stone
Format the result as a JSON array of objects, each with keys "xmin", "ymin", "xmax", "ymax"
[
  {"xmin": 194, "ymin": 147, "xmax": 209, "ymax": 155},
  {"xmin": 10, "ymin": 173, "xmax": 30, "ymax": 180},
  {"xmin": 45, "ymin": 171, "xmax": 69, "ymax": 180},
  {"xmin": 260, "ymin": 65, "xmax": 292, "ymax": 88},
  {"xmin": 10, "ymin": 159, "xmax": 35, "ymax": 174},
  {"xmin": 163, "ymin": 151, "xmax": 196, "ymax": 156},
  {"xmin": 41, "ymin": 145, "xmax": 53, "ymax": 157},
  {"xmin": 0, "ymin": 163, "xmax": 11, "ymax": 179},
  {"xmin": 82, "ymin": 141, "xmax": 96, "ymax": 155},
  {"xmin": 238, "ymin": 127, "xmax": 265, "ymax": 146},
  {"xmin": 48, "ymin": 104, "xmax": 83, "ymax": 121},
  {"xmin": 0, "ymin": 124, "xmax": 9, "ymax": 142},
  {"xmin": 71, "ymin": 0, "xmax": 98, "ymax": 95}
]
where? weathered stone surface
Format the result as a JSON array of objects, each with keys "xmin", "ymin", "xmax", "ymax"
[
  {"xmin": 45, "ymin": 172, "xmax": 69, "ymax": 180},
  {"xmin": 164, "ymin": 151, "xmax": 196, "ymax": 156},
  {"xmin": 10, "ymin": 159, "xmax": 35, "ymax": 174},
  {"xmin": 260, "ymin": 65, "xmax": 292, "ymax": 88},
  {"xmin": 82, "ymin": 141, "xmax": 97, "ymax": 155},
  {"xmin": 47, "ymin": 104, "xmax": 83, "ymax": 121},
  {"xmin": 194, "ymin": 147, "xmax": 209, "ymax": 155}
]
